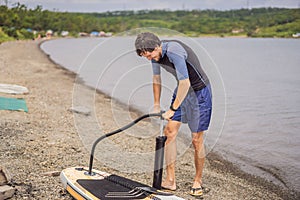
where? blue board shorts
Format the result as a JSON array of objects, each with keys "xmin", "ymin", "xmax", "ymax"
[{"xmin": 171, "ymin": 85, "xmax": 212, "ymax": 133}]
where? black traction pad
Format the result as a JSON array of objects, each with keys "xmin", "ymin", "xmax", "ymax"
[{"xmin": 77, "ymin": 174, "xmax": 150, "ymax": 199}]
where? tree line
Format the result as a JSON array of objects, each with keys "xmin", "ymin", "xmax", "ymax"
[{"xmin": 0, "ymin": 3, "xmax": 299, "ymax": 42}]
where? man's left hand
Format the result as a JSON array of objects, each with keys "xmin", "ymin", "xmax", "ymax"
[{"xmin": 162, "ymin": 109, "xmax": 175, "ymax": 120}]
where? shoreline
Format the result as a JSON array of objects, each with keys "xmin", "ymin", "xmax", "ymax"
[{"xmin": 0, "ymin": 40, "xmax": 299, "ymax": 199}]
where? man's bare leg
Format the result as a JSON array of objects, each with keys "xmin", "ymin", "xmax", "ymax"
[
  {"xmin": 192, "ymin": 131, "xmax": 205, "ymax": 189},
  {"xmin": 161, "ymin": 120, "xmax": 181, "ymax": 191}
]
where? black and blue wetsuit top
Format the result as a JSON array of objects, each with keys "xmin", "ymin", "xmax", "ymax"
[{"xmin": 151, "ymin": 40, "xmax": 209, "ymax": 91}]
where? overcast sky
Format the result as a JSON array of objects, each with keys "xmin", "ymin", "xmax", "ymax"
[{"xmin": 5, "ymin": 0, "xmax": 300, "ymax": 12}]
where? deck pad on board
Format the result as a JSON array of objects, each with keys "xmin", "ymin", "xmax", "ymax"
[
  {"xmin": 77, "ymin": 177, "xmax": 148, "ymax": 199},
  {"xmin": 61, "ymin": 167, "xmax": 184, "ymax": 200}
]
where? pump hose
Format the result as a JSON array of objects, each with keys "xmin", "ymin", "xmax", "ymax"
[{"xmin": 88, "ymin": 112, "xmax": 163, "ymax": 175}]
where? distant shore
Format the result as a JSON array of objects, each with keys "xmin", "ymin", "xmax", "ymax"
[
  {"xmin": 0, "ymin": 40, "xmax": 299, "ymax": 199},
  {"xmin": 2, "ymin": 32, "xmax": 300, "ymax": 45}
]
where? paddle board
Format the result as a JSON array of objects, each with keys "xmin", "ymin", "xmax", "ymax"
[{"xmin": 60, "ymin": 167, "xmax": 184, "ymax": 200}]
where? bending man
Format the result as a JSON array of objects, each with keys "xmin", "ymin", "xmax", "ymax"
[{"xmin": 135, "ymin": 32, "xmax": 212, "ymax": 197}]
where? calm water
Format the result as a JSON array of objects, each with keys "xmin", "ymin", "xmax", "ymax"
[{"xmin": 41, "ymin": 37, "xmax": 300, "ymax": 192}]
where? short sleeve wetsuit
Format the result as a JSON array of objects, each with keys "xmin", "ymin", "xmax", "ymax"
[{"xmin": 151, "ymin": 40, "xmax": 212, "ymax": 132}]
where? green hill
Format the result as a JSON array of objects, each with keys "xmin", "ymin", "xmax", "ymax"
[{"xmin": 0, "ymin": 3, "xmax": 299, "ymax": 42}]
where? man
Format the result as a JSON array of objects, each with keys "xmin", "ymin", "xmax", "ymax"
[{"xmin": 135, "ymin": 32, "xmax": 212, "ymax": 197}]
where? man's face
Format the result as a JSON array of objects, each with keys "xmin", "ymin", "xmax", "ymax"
[{"xmin": 140, "ymin": 47, "xmax": 161, "ymax": 61}]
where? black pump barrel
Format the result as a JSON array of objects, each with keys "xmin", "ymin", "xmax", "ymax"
[{"xmin": 152, "ymin": 135, "xmax": 167, "ymax": 189}]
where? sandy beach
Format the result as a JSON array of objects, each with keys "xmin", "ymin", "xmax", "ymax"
[{"xmin": 0, "ymin": 40, "xmax": 299, "ymax": 200}]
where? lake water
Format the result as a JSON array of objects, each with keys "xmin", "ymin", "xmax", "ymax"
[{"xmin": 41, "ymin": 37, "xmax": 300, "ymax": 192}]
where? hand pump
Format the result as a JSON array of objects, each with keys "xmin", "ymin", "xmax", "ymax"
[{"xmin": 152, "ymin": 115, "xmax": 167, "ymax": 189}]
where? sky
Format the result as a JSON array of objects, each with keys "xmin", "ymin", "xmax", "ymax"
[{"xmin": 4, "ymin": 0, "xmax": 300, "ymax": 12}]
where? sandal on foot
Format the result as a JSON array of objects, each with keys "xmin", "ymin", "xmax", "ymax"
[
  {"xmin": 189, "ymin": 187, "xmax": 203, "ymax": 197},
  {"xmin": 161, "ymin": 186, "xmax": 176, "ymax": 191}
]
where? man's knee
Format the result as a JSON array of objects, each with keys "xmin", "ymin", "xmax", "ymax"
[{"xmin": 164, "ymin": 124, "xmax": 178, "ymax": 141}]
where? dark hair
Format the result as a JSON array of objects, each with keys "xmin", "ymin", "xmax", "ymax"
[{"xmin": 135, "ymin": 32, "xmax": 161, "ymax": 56}]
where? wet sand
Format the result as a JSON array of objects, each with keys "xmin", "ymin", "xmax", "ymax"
[{"xmin": 0, "ymin": 40, "xmax": 299, "ymax": 200}]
